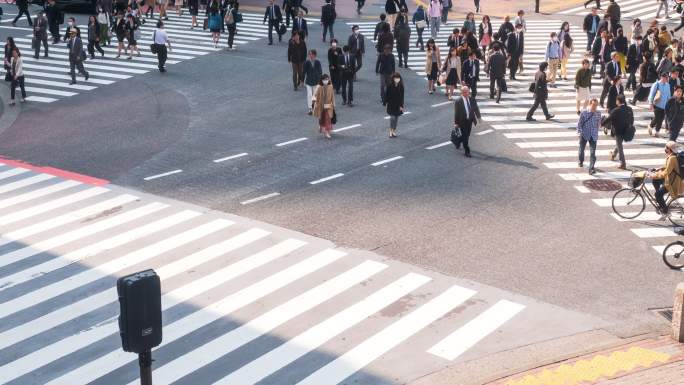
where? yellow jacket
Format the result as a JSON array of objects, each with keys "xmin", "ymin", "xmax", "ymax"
[{"xmin": 653, "ymin": 154, "xmax": 684, "ymax": 198}]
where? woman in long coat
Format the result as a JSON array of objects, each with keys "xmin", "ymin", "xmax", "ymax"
[
  {"xmin": 313, "ymin": 73, "xmax": 336, "ymax": 139},
  {"xmin": 385, "ymin": 72, "xmax": 404, "ymax": 138},
  {"xmin": 424, "ymin": 38, "xmax": 441, "ymax": 94}
]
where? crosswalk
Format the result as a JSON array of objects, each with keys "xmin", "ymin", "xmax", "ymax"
[
  {"xmin": 363, "ymin": 16, "xmax": 684, "ymax": 263},
  {"xmin": 559, "ymin": 0, "xmax": 676, "ymax": 24},
  {"xmin": 7, "ymin": 11, "xmax": 274, "ymax": 103},
  {"xmin": 0, "ymin": 161, "xmax": 603, "ymax": 384}
]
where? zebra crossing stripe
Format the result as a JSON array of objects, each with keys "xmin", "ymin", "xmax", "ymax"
[
  {"xmin": 0, "ymin": 179, "xmax": 79, "ymax": 209},
  {"xmin": 0, "ymin": 173, "xmax": 54, "ymax": 193},
  {"xmin": 146, "ymin": 260, "xmax": 389, "ymax": 385},
  {"xmin": 40, "ymin": 248, "xmax": 346, "ymax": 385},
  {"xmin": 295, "ymin": 285, "xmax": 477, "ymax": 385},
  {"xmin": 212, "ymin": 272, "xmax": 432, "ymax": 385}
]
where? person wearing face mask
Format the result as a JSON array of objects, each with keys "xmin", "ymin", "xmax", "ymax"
[
  {"xmin": 312, "ymin": 74, "xmax": 336, "ymax": 139},
  {"xmin": 96, "ymin": 7, "xmax": 111, "ymax": 47},
  {"xmin": 385, "ymin": 72, "xmax": 404, "ymax": 138},
  {"xmin": 303, "ymin": 49, "xmax": 322, "ymax": 115},
  {"xmin": 328, "ymin": 39, "xmax": 342, "ymax": 93},
  {"xmin": 348, "ymin": 25, "xmax": 365, "ymax": 78},
  {"xmin": 506, "ymin": 23, "xmax": 523, "ymax": 80},
  {"xmin": 545, "ymin": 32, "xmax": 561, "ymax": 88},
  {"xmin": 63, "ymin": 17, "xmax": 77, "ymax": 42}
]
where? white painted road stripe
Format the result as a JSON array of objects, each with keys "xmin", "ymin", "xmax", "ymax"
[
  {"xmin": 213, "ymin": 152, "xmax": 248, "ymax": 163},
  {"xmin": 426, "ymin": 141, "xmax": 452, "ymax": 150},
  {"xmin": 431, "ymin": 101, "xmax": 452, "ymax": 107},
  {"xmin": 295, "ymin": 285, "xmax": 477, "ymax": 385},
  {"xmin": 143, "ymin": 169, "xmax": 183, "ymax": 180},
  {"xmin": 0, "ymin": 173, "xmax": 54, "ymax": 194},
  {"xmin": 427, "ymin": 300, "xmax": 525, "ymax": 361},
  {"xmin": 477, "ymin": 129, "xmax": 494, "ymax": 136},
  {"xmin": 43, "ymin": 249, "xmax": 345, "ymax": 385},
  {"xmin": 574, "ymin": 185, "xmax": 591, "ymax": 193},
  {"xmin": 631, "ymin": 227, "xmax": 679, "ymax": 238},
  {"xmin": 372, "ymin": 156, "xmax": 403, "ymax": 166},
  {"xmin": 384, "ymin": 111, "xmax": 411, "ymax": 119},
  {"xmin": 0, "ymin": 186, "xmax": 110, "ymax": 226},
  {"xmin": 333, "ymin": 123, "xmax": 362, "ymax": 133},
  {"xmin": 240, "ymin": 192, "xmax": 281, "ymax": 205},
  {"xmin": 310, "ymin": 173, "xmax": 344, "ymax": 185},
  {"xmin": 147, "ymin": 260, "xmax": 389, "ymax": 385},
  {"xmin": 0, "ymin": 179, "xmax": 79, "ymax": 209},
  {"xmin": 0, "ymin": 202, "xmax": 168, "ymax": 271},
  {"xmin": 214, "ymin": 273, "xmax": 432, "ymax": 385},
  {"xmin": 276, "ymin": 137, "xmax": 308, "ymax": 147}
]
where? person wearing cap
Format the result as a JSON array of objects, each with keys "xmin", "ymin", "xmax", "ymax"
[
  {"xmin": 649, "ymin": 141, "xmax": 683, "ymax": 220},
  {"xmin": 32, "ymin": 11, "xmax": 48, "ymax": 59},
  {"xmin": 67, "ymin": 28, "xmax": 88, "ymax": 85},
  {"xmin": 348, "ymin": 25, "xmax": 365, "ymax": 78},
  {"xmin": 649, "ymin": 72, "xmax": 672, "ymax": 136},
  {"xmin": 667, "ymin": 86, "xmax": 684, "ymax": 141}
]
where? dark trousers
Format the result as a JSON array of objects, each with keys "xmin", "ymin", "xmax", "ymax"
[
  {"xmin": 670, "ymin": 123, "xmax": 683, "ymax": 141},
  {"xmin": 578, "ymin": 136, "xmax": 597, "ymax": 170},
  {"xmin": 527, "ymin": 97, "xmax": 550, "ymax": 118},
  {"xmin": 490, "ymin": 76, "xmax": 505, "ymax": 102},
  {"xmin": 157, "ymin": 44, "xmax": 168, "ymax": 69},
  {"xmin": 456, "ymin": 120, "xmax": 473, "ymax": 154},
  {"xmin": 613, "ymin": 134, "xmax": 625, "ymax": 166},
  {"xmin": 87, "ymin": 40, "xmax": 104, "ymax": 57},
  {"xmin": 633, "ymin": 83, "xmax": 650, "ymax": 102},
  {"xmin": 341, "ymin": 73, "xmax": 353, "ymax": 103},
  {"xmin": 397, "ymin": 49, "xmax": 408, "ymax": 67},
  {"xmin": 291, "ymin": 61, "xmax": 304, "ymax": 88},
  {"xmin": 586, "ymin": 32, "xmax": 595, "ymax": 51},
  {"xmin": 474, "ymin": 0, "xmax": 480, "ymax": 12},
  {"xmin": 34, "ymin": 35, "xmax": 48, "ymax": 57},
  {"xmin": 49, "ymin": 21, "xmax": 60, "ymax": 43},
  {"xmin": 599, "ymin": 78, "xmax": 610, "ymax": 105},
  {"xmin": 380, "ymin": 73, "xmax": 391, "ymax": 103},
  {"xmin": 675, "ymin": 16, "xmax": 684, "ymax": 33},
  {"xmin": 354, "ymin": 52, "xmax": 362, "ymax": 73},
  {"xmin": 466, "ymin": 78, "xmax": 477, "ymax": 97},
  {"xmin": 227, "ymin": 23, "xmax": 236, "ymax": 47},
  {"xmin": 284, "ymin": 6, "xmax": 294, "ymax": 26},
  {"xmin": 267, "ymin": 20, "xmax": 281, "ymax": 43},
  {"xmin": 330, "ymin": 67, "xmax": 340, "ymax": 92},
  {"xmin": 626, "ymin": 71, "xmax": 637, "ymax": 90},
  {"xmin": 584, "ymin": 0, "xmax": 600, "ymax": 8},
  {"xmin": 416, "ymin": 27, "xmax": 424, "ymax": 49},
  {"xmin": 356, "ymin": 0, "xmax": 364, "ymax": 12},
  {"xmin": 69, "ymin": 59, "xmax": 88, "ymax": 81},
  {"xmin": 322, "ymin": 23, "xmax": 334, "ymax": 41},
  {"xmin": 12, "ymin": 7, "xmax": 32, "ymax": 25},
  {"xmin": 654, "ymin": 179, "xmax": 669, "ymax": 212},
  {"xmin": 652, "ymin": 106, "xmax": 665, "ymax": 132},
  {"xmin": 10, "ymin": 75, "xmax": 26, "ymax": 100},
  {"xmin": 509, "ymin": 54, "xmax": 519, "ymax": 78}
]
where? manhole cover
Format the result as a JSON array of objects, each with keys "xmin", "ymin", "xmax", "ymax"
[{"xmin": 582, "ymin": 179, "xmax": 623, "ymax": 191}]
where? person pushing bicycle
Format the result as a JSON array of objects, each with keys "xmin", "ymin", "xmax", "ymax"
[{"xmin": 648, "ymin": 141, "xmax": 683, "ymax": 220}]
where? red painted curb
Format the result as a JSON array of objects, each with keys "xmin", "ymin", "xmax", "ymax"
[{"xmin": 0, "ymin": 157, "xmax": 110, "ymax": 186}]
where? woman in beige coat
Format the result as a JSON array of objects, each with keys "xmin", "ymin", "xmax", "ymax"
[
  {"xmin": 424, "ymin": 38, "xmax": 441, "ymax": 94},
  {"xmin": 312, "ymin": 73, "xmax": 336, "ymax": 139}
]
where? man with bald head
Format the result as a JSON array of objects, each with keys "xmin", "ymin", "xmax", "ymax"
[{"xmin": 452, "ymin": 86, "xmax": 481, "ymax": 157}]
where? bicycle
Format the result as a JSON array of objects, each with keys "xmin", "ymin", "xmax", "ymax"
[
  {"xmin": 662, "ymin": 237, "xmax": 684, "ymax": 269},
  {"xmin": 611, "ymin": 170, "xmax": 684, "ymax": 226}
]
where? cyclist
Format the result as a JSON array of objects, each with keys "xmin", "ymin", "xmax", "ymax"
[{"xmin": 649, "ymin": 141, "xmax": 683, "ymax": 220}]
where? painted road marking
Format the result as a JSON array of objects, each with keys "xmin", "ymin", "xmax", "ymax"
[
  {"xmin": 431, "ymin": 101, "xmax": 452, "ymax": 107},
  {"xmin": 476, "ymin": 129, "xmax": 494, "ymax": 136},
  {"xmin": 574, "ymin": 185, "xmax": 591, "ymax": 193},
  {"xmin": 143, "ymin": 169, "xmax": 183, "ymax": 180},
  {"xmin": 276, "ymin": 137, "xmax": 308, "ymax": 147},
  {"xmin": 213, "ymin": 152, "xmax": 248, "ymax": 163},
  {"xmin": 213, "ymin": 273, "xmax": 432, "ymax": 385},
  {"xmin": 0, "ymin": 179, "xmax": 79, "ymax": 209},
  {"xmin": 0, "ymin": 173, "xmax": 54, "ymax": 194},
  {"xmin": 426, "ymin": 141, "xmax": 452, "ymax": 150},
  {"xmin": 295, "ymin": 285, "xmax": 477, "ymax": 385},
  {"xmin": 309, "ymin": 173, "xmax": 344, "ymax": 185},
  {"xmin": 332, "ymin": 123, "xmax": 362, "ymax": 133},
  {"xmin": 384, "ymin": 111, "xmax": 412, "ymax": 119},
  {"xmin": 240, "ymin": 192, "xmax": 281, "ymax": 205},
  {"xmin": 428, "ymin": 300, "xmax": 525, "ymax": 361},
  {"xmin": 372, "ymin": 156, "xmax": 404, "ymax": 166},
  {"xmin": 631, "ymin": 227, "xmax": 680, "ymax": 238}
]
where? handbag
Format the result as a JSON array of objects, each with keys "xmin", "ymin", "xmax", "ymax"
[
  {"xmin": 450, "ymin": 127, "xmax": 462, "ymax": 146},
  {"xmin": 528, "ymin": 82, "xmax": 536, "ymax": 93},
  {"xmin": 416, "ymin": 20, "xmax": 426, "ymax": 29},
  {"xmin": 4, "ymin": 72, "xmax": 11, "ymax": 82},
  {"xmin": 234, "ymin": 12, "xmax": 243, "ymax": 23},
  {"xmin": 150, "ymin": 31, "xmax": 158, "ymax": 54},
  {"xmin": 654, "ymin": 88, "xmax": 662, "ymax": 104},
  {"xmin": 331, "ymin": 109, "xmax": 337, "ymax": 124}
]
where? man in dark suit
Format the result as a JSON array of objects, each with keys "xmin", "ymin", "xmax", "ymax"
[
  {"xmin": 33, "ymin": 11, "xmax": 49, "ymax": 59},
  {"xmin": 462, "ymin": 51, "xmax": 480, "ymax": 97},
  {"xmin": 291, "ymin": 9, "xmax": 308, "ymax": 40},
  {"xmin": 263, "ymin": 0, "xmax": 283, "ymax": 45},
  {"xmin": 453, "ymin": 86, "xmax": 482, "ymax": 157},
  {"xmin": 626, "ymin": 35, "xmax": 642, "ymax": 90},
  {"xmin": 67, "ymin": 28, "xmax": 88, "ymax": 85},
  {"xmin": 582, "ymin": 8, "xmax": 600, "ymax": 52},
  {"xmin": 348, "ymin": 25, "xmax": 365, "ymax": 78},
  {"xmin": 339, "ymin": 45, "xmax": 356, "ymax": 106},
  {"xmin": 602, "ymin": 95, "xmax": 631, "ymax": 169},
  {"xmin": 320, "ymin": 0, "xmax": 336, "ymax": 42},
  {"xmin": 486, "ymin": 44, "xmax": 507, "ymax": 103},
  {"xmin": 506, "ymin": 24, "xmax": 524, "ymax": 80},
  {"xmin": 600, "ymin": 52, "xmax": 621, "ymax": 107}
]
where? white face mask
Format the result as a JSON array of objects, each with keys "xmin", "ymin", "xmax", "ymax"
[
  {"xmin": 331, "ymin": 42, "xmax": 337, "ymax": 47},
  {"xmin": 68, "ymin": 21, "xmax": 74, "ymax": 26},
  {"xmin": 552, "ymin": 37, "xmax": 558, "ymax": 42},
  {"xmin": 322, "ymin": 79, "xmax": 329, "ymax": 85},
  {"xmin": 393, "ymin": 78, "xmax": 400, "ymax": 84}
]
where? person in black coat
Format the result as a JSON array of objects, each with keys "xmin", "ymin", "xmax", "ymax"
[
  {"xmin": 453, "ymin": 86, "xmax": 481, "ymax": 157},
  {"xmin": 583, "ymin": 8, "xmax": 600, "ymax": 52},
  {"xmin": 626, "ymin": 35, "xmax": 643, "ymax": 90},
  {"xmin": 462, "ymin": 50, "xmax": 480, "ymax": 97},
  {"xmin": 526, "ymin": 62, "xmax": 554, "ymax": 121},
  {"xmin": 600, "ymin": 52, "xmax": 621, "ymax": 107},
  {"xmin": 11, "ymin": 0, "xmax": 32, "ymax": 27},
  {"xmin": 291, "ymin": 9, "xmax": 308, "ymax": 40},
  {"xmin": 602, "ymin": 95, "xmax": 631, "ymax": 169},
  {"xmin": 385, "ymin": 0, "xmax": 399, "ymax": 30},
  {"xmin": 328, "ymin": 39, "xmax": 342, "ymax": 93},
  {"xmin": 394, "ymin": 19, "xmax": 410, "ymax": 68},
  {"xmin": 497, "ymin": 16, "xmax": 514, "ymax": 42},
  {"xmin": 376, "ymin": 44, "xmax": 395, "ymax": 104},
  {"xmin": 606, "ymin": 76, "xmax": 624, "ymax": 111},
  {"xmin": 385, "ymin": 72, "xmax": 404, "ymax": 138},
  {"xmin": 263, "ymin": 0, "xmax": 283, "ymax": 45},
  {"xmin": 486, "ymin": 44, "xmax": 507, "ymax": 103},
  {"xmin": 321, "ymin": 0, "xmax": 336, "ymax": 42},
  {"xmin": 45, "ymin": 0, "xmax": 62, "ymax": 44},
  {"xmin": 339, "ymin": 45, "xmax": 356, "ymax": 106},
  {"xmin": 348, "ymin": 25, "xmax": 365, "ymax": 76},
  {"xmin": 506, "ymin": 24, "xmax": 524, "ymax": 79},
  {"xmin": 287, "ymin": 31, "xmax": 307, "ymax": 90}
]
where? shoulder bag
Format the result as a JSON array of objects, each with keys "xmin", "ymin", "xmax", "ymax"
[{"xmin": 150, "ymin": 31, "xmax": 158, "ymax": 54}]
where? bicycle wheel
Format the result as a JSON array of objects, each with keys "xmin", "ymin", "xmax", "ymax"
[
  {"xmin": 612, "ymin": 188, "xmax": 645, "ymax": 219},
  {"xmin": 669, "ymin": 197, "xmax": 684, "ymax": 227},
  {"xmin": 663, "ymin": 241, "xmax": 684, "ymax": 270}
]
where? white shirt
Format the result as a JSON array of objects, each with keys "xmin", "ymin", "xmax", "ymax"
[
  {"xmin": 464, "ymin": 97, "xmax": 470, "ymax": 120},
  {"xmin": 153, "ymin": 29, "xmax": 168, "ymax": 44}
]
